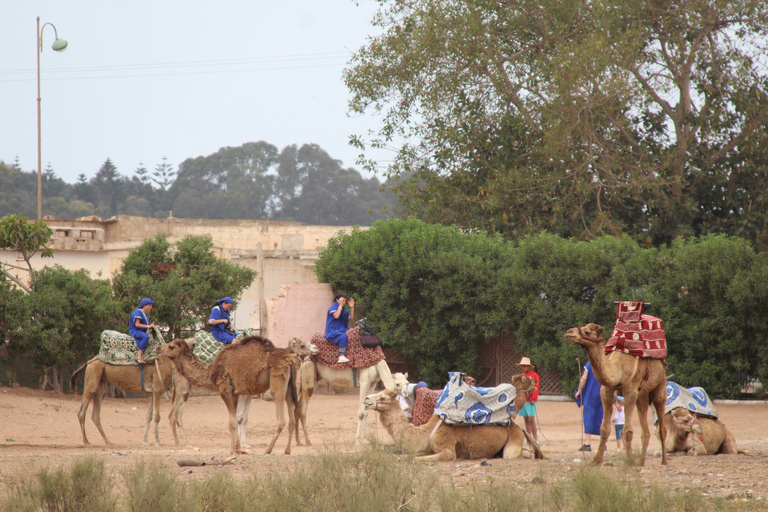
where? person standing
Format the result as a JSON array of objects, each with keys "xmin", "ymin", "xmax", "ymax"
[
  {"xmin": 129, "ymin": 298, "xmax": 156, "ymax": 364},
  {"xmin": 612, "ymin": 396, "xmax": 625, "ymax": 449},
  {"xmin": 574, "ymin": 360, "xmax": 603, "ymax": 451},
  {"xmin": 325, "ymin": 293, "xmax": 355, "ymax": 363},
  {"xmin": 209, "ymin": 296, "xmax": 237, "ymax": 345},
  {"xmin": 516, "ymin": 357, "xmax": 540, "ymax": 442}
]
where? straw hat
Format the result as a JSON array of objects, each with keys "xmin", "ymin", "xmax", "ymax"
[{"xmin": 516, "ymin": 356, "xmax": 534, "ymax": 368}]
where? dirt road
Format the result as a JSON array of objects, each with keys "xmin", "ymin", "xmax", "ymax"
[{"xmin": 1, "ymin": 384, "xmax": 766, "ymax": 502}]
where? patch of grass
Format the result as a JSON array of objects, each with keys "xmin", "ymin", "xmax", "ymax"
[
  {"xmin": 1, "ymin": 449, "xmax": 764, "ymax": 511},
  {"xmin": 2, "ymin": 456, "xmax": 117, "ymax": 512}
]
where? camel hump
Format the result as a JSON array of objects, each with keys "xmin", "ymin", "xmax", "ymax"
[{"xmin": 239, "ymin": 335, "xmax": 276, "ymax": 348}]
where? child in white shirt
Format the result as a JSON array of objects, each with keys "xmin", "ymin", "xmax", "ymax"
[{"xmin": 612, "ymin": 396, "xmax": 625, "ymax": 449}]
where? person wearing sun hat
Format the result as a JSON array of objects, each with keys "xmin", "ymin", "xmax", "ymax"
[
  {"xmin": 129, "ymin": 298, "xmax": 156, "ymax": 364},
  {"xmin": 516, "ymin": 356, "xmax": 540, "ymax": 442}
]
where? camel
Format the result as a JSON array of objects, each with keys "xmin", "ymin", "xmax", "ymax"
[
  {"xmin": 285, "ymin": 337, "xmax": 320, "ymax": 447},
  {"xmin": 564, "ymin": 323, "xmax": 668, "ymax": 466},
  {"xmin": 70, "ymin": 356, "xmax": 192, "ymax": 447},
  {"xmin": 661, "ymin": 408, "xmax": 739, "ymax": 455},
  {"xmin": 158, "ymin": 335, "xmax": 303, "ymax": 455},
  {"xmin": 312, "ymin": 356, "xmax": 397, "ymax": 443},
  {"xmin": 363, "ymin": 374, "xmax": 543, "ymax": 461}
]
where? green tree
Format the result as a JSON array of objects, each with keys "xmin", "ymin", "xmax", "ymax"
[
  {"xmin": 92, "ymin": 158, "xmax": 126, "ymax": 218},
  {"xmin": 316, "ymin": 218, "xmax": 512, "ymax": 384},
  {"xmin": 345, "ymin": 0, "xmax": 768, "ymax": 245},
  {"xmin": 171, "ymin": 142, "xmax": 276, "ymax": 220},
  {"xmin": 274, "ymin": 144, "xmax": 392, "ymax": 225},
  {"xmin": 112, "ymin": 233, "xmax": 257, "ymax": 338},
  {"xmin": 21, "ymin": 265, "xmax": 121, "ymax": 391},
  {"xmin": 0, "ymin": 213, "xmax": 54, "ymax": 292}
]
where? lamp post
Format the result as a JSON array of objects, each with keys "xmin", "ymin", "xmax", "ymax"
[{"xmin": 37, "ymin": 16, "xmax": 68, "ymax": 220}]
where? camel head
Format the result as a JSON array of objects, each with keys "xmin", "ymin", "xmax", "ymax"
[
  {"xmin": 288, "ymin": 337, "xmax": 319, "ymax": 357},
  {"xmin": 393, "ymin": 372, "xmax": 410, "ymax": 397},
  {"xmin": 511, "ymin": 374, "xmax": 536, "ymax": 396},
  {"xmin": 158, "ymin": 338, "xmax": 193, "ymax": 359},
  {"xmin": 669, "ymin": 408, "xmax": 702, "ymax": 434},
  {"xmin": 563, "ymin": 323, "xmax": 605, "ymax": 347},
  {"xmin": 363, "ymin": 389, "xmax": 399, "ymax": 412}
]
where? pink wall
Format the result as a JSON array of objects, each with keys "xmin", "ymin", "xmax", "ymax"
[{"xmin": 265, "ymin": 283, "xmax": 334, "ymax": 347}]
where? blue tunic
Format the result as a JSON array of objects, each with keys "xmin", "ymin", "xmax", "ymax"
[
  {"xmin": 324, "ymin": 302, "xmax": 350, "ymax": 349},
  {"xmin": 209, "ymin": 305, "xmax": 236, "ymax": 344},
  {"xmin": 582, "ymin": 361, "xmax": 604, "ymax": 435},
  {"xmin": 129, "ymin": 308, "xmax": 150, "ymax": 349}
]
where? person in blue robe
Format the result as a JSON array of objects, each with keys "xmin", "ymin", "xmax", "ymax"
[
  {"xmin": 575, "ymin": 360, "xmax": 603, "ymax": 451},
  {"xmin": 324, "ymin": 293, "xmax": 355, "ymax": 363},
  {"xmin": 209, "ymin": 296, "xmax": 238, "ymax": 345},
  {"xmin": 129, "ymin": 298, "xmax": 156, "ymax": 363}
]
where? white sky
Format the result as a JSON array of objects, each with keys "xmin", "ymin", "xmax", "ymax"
[{"xmin": 0, "ymin": 1, "xmax": 390, "ymax": 185}]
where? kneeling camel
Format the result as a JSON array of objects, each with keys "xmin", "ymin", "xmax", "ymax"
[
  {"xmin": 661, "ymin": 408, "xmax": 739, "ymax": 455},
  {"xmin": 363, "ymin": 374, "xmax": 543, "ymax": 461}
]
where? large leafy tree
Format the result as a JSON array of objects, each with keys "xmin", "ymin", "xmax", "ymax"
[
  {"xmin": 0, "ymin": 213, "xmax": 54, "ymax": 292},
  {"xmin": 171, "ymin": 142, "xmax": 277, "ymax": 220},
  {"xmin": 22, "ymin": 266, "xmax": 121, "ymax": 392},
  {"xmin": 273, "ymin": 144, "xmax": 392, "ymax": 225},
  {"xmin": 111, "ymin": 233, "xmax": 257, "ymax": 338},
  {"xmin": 345, "ymin": 0, "xmax": 768, "ymax": 246}
]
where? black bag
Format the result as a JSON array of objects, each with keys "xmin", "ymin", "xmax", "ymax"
[{"xmin": 358, "ymin": 319, "xmax": 382, "ymax": 348}]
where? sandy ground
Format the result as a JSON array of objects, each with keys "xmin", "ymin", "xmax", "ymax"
[{"xmin": 0, "ymin": 383, "xmax": 766, "ymax": 503}]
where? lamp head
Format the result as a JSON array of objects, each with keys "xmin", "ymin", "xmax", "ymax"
[{"xmin": 52, "ymin": 38, "xmax": 68, "ymax": 52}]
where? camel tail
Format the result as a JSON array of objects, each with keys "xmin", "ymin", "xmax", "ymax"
[
  {"xmin": 520, "ymin": 426, "xmax": 545, "ymax": 459},
  {"xmin": 289, "ymin": 362, "xmax": 298, "ymax": 405},
  {"xmin": 70, "ymin": 356, "xmax": 98, "ymax": 395}
]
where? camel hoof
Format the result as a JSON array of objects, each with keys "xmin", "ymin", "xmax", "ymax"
[{"xmin": 236, "ymin": 450, "xmax": 248, "ymax": 455}]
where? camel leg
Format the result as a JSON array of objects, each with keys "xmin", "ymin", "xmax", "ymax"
[
  {"xmin": 296, "ymin": 394, "xmax": 311, "ymax": 446},
  {"xmin": 592, "ymin": 386, "xmax": 614, "ymax": 465},
  {"xmin": 285, "ymin": 383, "xmax": 297, "ymax": 454},
  {"xmin": 152, "ymin": 390, "xmax": 163, "ymax": 446},
  {"xmin": 142, "ymin": 394, "xmax": 155, "ymax": 446},
  {"xmin": 169, "ymin": 374, "xmax": 192, "ymax": 447},
  {"xmin": 650, "ymin": 383, "xmax": 668, "ymax": 465},
  {"xmin": 502, "ymin": 427, "xmax": 524, "ymax": 459},
  {"xmin": 265, "ymin": 378, "xmax": 290, "ymax": 455},
  {"xmin": 89, "ymin": 380, "xmax": 113, "ymax": 445},
  {"xmin": 77, "ymin": 387, "xmax": 95, "ymax": 445},
  {"xmin": 635, "ymin": 397, "xmax": 652, "ymax": 466},
  {"xmin": 237, "ymin": 395, "xmax": 253, "ymax": 449},
  {"xmin": 220, "ymin": 393, "xmax": 244, "ymax": 455},
  {"xmin": 356, "ymin": 372, "xmax": 379, "ymax": 444},
  {"xmin": 621, "ymin": 391, "xmax": 639, "ymax": 465}
]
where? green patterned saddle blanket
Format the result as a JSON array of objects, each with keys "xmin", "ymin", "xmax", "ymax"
[
  {"xmin": 97, "ymin": 327, "xmax": 165, "ymax": 366},
  {"xmin": 193, "ymin": 328, "xmax": 256, "ymax": 364}
]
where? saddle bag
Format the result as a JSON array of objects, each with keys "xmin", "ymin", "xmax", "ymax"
[{"xmin": 358, "ymin": 319, "xmax": 382, "ymax": 348}]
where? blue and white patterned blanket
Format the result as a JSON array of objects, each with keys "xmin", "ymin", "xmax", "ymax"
[
  {"xmin": 434, "ymin": 372, "xmax": 517, "ymax": 426},
  {"xmin": 665, "ymin": 381, "xmax": 718, "ymax": 419}
]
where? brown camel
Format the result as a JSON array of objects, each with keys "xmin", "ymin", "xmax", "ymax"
[
  {"xmin": 286, "ymin": 337, "xmax": 319, "ymax": 447},
  {"xmin": 70, "ymin": 356, "xmax": 191, "ymax": 447},
  {"xmin": 158, "ymin": 335, "xmax": 300, "ymax": 455},
  {"xmin": 564, "ymin": 323, "xmax": 668, "ymax": 466},
  {"xmin": 363, "ymin": 377, "xmax": 543, "ymax": 461},
  {"xmin": 661, "ymin": 408, "xmax": 739, "ymax": 455}
]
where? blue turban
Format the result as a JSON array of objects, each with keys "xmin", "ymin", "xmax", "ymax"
[
  {"xmin": 417, "ymin": 381, "xmax": 428, "ymax": 389},
  {"xmin": 139, "ymin": 298, "xmax": 155, "ymax": 307},
  {"xmin": 215, "ymin": 296, "xmax": 233, "ymax": 307}
]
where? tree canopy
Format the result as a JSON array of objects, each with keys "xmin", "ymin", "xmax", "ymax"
[
  {"xmin": 345, "ymin": 0, "xmax": 768, "ymax": 246},
  {"xmin": 0, "ymin": 141, "xmax": 396, "ymax": 226},
  {"xmin": 317, "ymin": 218, "xmax": 768, "ymax": 398}
]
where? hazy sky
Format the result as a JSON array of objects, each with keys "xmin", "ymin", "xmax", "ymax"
[{"xmin": 0, "ymin": 1, "xmax": 389, "ymax": 185}]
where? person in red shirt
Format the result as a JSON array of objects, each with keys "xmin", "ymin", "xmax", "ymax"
[{"xmin": 516, "ymin": 356, "xmax": 540, "ymax": 442}]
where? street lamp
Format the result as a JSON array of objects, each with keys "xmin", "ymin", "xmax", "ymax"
[{"xmin": 37, "ymin": 16, "xmax": 68, "ymax": 220}]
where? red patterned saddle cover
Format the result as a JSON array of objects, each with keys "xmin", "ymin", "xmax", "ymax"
[
  {"xmin": 411, "ymin": 387, "xmax": 441, "ymax": 427},
  {"xmin": 605, "ymin": 301, "xmax": 667, "ymax": 359},
  {"xmin": 311, "ymin": 327, "xmax": 386, "ymax": 369}
]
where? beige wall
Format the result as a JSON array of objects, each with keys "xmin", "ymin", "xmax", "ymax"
[{"xmin": 1, "ymin": 215, "xmax": 361, "ymax": 347}]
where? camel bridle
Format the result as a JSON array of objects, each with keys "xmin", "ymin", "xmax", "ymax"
[{"xmin": 576, "ymin": 326, "xmax": 604, "ymax": 344}]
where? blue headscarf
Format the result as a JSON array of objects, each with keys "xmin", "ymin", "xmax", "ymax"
[
  {"xmin": 215, "ymin": 297, "xmax": 233, "ymax": 307},
  {"xmin": 139, "ymin": 298, "xmax": 155, "ymax": 308}
]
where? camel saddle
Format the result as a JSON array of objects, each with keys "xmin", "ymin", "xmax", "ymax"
[
  {"xmin": 664, "ymin": 381, "xmax": 718, "ymax": 419},
  {"xmin": 311, "ymin": 327, "xmax": 385, "ymax": 369},
  {"xmin": 605, "ymin": 301, "xmax": 667, "ymax": 359},
  {"xmin": 193, "ymin": 328, "xmax": 256, "ymax": 364},
  {"xmin": 97, "ymin": 327, "xmax": 164, "ymax": 366},
  {"xmin": 411, "ymin": 387, "xmax": 441, "ymax": 427},
  {"xmin": 434, "ymin": 371, "xmax": 517, "ymax": 426}
]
